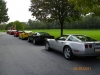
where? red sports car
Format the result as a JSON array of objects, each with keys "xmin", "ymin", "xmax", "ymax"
[
  {"xmin": 10, "ymin": 30, "xmax": 17, "ymax": 35},
  {"xmin": 14, "ymin": 31, "xmax": 23, "ymax": 37},
  {"xmin": 7, "ymin": 30, "xmax": 11, "ymax": 34}
]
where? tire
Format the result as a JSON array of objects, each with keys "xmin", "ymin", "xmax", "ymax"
[
  {"xmin": 63, "ymin": 46, "xmax": 74, "ymax": 60},
  {"xmin": 33, "ymin": 39, "xmax": 36, "ymax": 45},
  {"xmin": 28, "ymin": 37, "xmax": 30, "ymax": 42},
  {"xmin": 45, "ymin": 42, "xmax": 51, "ymax": 51}
]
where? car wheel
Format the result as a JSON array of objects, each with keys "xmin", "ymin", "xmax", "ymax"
[
  {"xmin": 28, "ymin": 37, "xmax": 30, "ymax": 42},
  {"xmin": 33, "ymin": 39, "xmax": 36, "ymax": 45},
  {"xmin": 45, "ymin": 42, "xmax": 51, "ymax": 51},
  {"xmin": 63, "ymin": 46, "xmax": 73, "ymax": 60}
]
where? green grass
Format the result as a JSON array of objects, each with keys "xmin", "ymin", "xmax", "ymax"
[
  {"xmin": 1, "ymin": 29, "xmax": 100, "ymax": 41},
  {"xmin": 30, "ymin": 29, "xmax": 100, "ymax": 41},
  {"xmin": 0, "ymin": 30, "xmax": 6, "ymax": 32}
]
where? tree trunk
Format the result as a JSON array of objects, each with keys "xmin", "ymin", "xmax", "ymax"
[{"xmin": 60, "ymin": 20, "xmax": 64, "ymax": 36}]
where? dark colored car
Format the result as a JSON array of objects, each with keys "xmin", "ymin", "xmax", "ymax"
[
  {"xmin": 14, "ymin": 31, "xmax": 23, "ymax": 37},
  {"xmin": 28, "ymin": 32, "xmax": 54, "ymax": 45}
]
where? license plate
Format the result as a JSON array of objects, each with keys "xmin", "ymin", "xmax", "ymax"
[{"xmin": 95, "ymin": 48, "xmax": 100, "ymax": 52}]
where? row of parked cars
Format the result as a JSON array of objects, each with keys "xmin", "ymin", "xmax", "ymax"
[
  {"xmin": 7, "ymin": 30, "xmax": 54, "ymax": 44},
  {"xmin": 7, "ymin": 30, "xmax": 100, "ymax": 60}
]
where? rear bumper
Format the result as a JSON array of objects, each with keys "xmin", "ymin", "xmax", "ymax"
[{"xmin": 73, "ymin": 49, "xmax": 100, "ymax": 56}]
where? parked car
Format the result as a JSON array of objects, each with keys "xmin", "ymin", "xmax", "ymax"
[
  {"xmin": 7, "ymin": 30, "xmax": 11, "ymax": 34},
  {"xmin": 14, "ymin": 31, "xmax": 23, "ymax": 37},
  {"xmin": 9, "ymin": 30, "xmax": 17, "ymax": 35},
  {"xmin": 28, "ymin": 32, "xmax": 54, "ymax": 45},
  {"xmin": 19, "ymin": 31, "xmax": 33, "ymax": 39},
  {"xmin": 45, "ymin": 34, "xmax": 100, "ymax": 60}
]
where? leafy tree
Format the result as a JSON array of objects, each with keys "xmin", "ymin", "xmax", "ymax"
[
  {"xmin": 0, "ymin": 25, "xmax": 6, "ymax": 30},
  {"xmin": 14, "ymin": 21, "xmax": 24, "ymax": 30},
  {"xmin": 0, "ymin": 0, "xmax": 9, "ymax": 23},
  {"xmin": 28, "ymin": 19, "xmax": 33, "ymax": 26},
  {"xmin": 69, "ymin": 0, "xmax": 100, "ymax": 16},
  {"xmin": 6, "ymin": 22, "xmax": 14, "ymax": 30},
  {"xmin": 22, "ymin": 22, "xmax": 32, "ymax": 30},
  {"xmin": 29, "ymin": 0, "xmax": 81, "ymax": 36}
]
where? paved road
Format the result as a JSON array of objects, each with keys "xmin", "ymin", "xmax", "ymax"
[{"xmin": 0, "ymin": 33, "xmax": 100, "ymax": 75}]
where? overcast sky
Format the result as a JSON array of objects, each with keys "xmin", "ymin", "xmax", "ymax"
[{"xmin": 5, "ymin": 0, "xmax": 35, "ymax": 22}]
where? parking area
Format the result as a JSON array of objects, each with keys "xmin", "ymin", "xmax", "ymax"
[{"xmin": 0, "ymin": 32, "xmax": 100, "ymax": 75}]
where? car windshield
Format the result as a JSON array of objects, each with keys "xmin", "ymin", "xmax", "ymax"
[
  {"xmin": 74, "ymin": 35, "xmax": 97, "ymax": 42},
  {"xmin": 39, "ymin": 32, "xmax": 50, "ymax": 36}
]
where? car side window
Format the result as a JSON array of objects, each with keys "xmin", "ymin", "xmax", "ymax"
[
  {"xmin": 37, "ymin": 33, "xmax": 40, "ymax": 36},
  {"xmin": 68, "ymin": 36, "xmax": 80, "ymax": 42},
  {"xmin": 58, "ymin": 37, "xmax": 66, "ymax": 41}
]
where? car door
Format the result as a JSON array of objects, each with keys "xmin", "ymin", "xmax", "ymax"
[
  {"xmin": 53, "ymin": 37, "xmax": 66, "ymax": 51},
  {"xmin": 30, "ymin": 33, "xmax": 37, "ymax": 41}
]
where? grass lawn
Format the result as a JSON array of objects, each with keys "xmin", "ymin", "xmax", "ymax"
[
  {"xmin": 31, "ymin": 29, "xmax": 100, "ymax": 41},
  {"xmin": 0, "ymin": 30, "xmax": 6, "ymax": 32},
  {"xmin": 1, "ymin": 29, "xmax": 100, "ymax": 40}
]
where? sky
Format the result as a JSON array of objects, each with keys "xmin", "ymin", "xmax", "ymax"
[{"xmin": 5, "ymin": 0, "xmax": 35, "ymax": 23}]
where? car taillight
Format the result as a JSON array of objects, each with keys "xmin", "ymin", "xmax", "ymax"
[
  {"xmin": 85, "ymin": 44, "xmax": 92, "ymax": 48},
  {"xmin": 89, "ymin": 44, "xmax": 92, "ymax": 48},
  {"xmin": 85, "ymin": 44, "xmax": 88, "ymax": 48}
]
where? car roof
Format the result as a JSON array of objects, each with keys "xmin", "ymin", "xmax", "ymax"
[{"xmin": 63, "ymin": 34, "xmax": 87, "ymax": 36}]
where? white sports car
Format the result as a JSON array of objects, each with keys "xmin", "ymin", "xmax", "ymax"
[{"xmin": 45, "ymin": 34, "xmax": 100, "ymax": 60}]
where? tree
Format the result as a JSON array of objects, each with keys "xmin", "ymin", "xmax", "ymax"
[
  {"xmin": 14, "ymin": 21, "xmax": 24, "ymax": 30},
  {"xmin": 0, "ymin": 0, "xmax": 9, "ymax": 23},
  {"xmin": 22, "ymin": 22, "xmax": 32, "ymax": 30},
  {"xmin": 6, "ymin": 22, "xmax": 14, "ymax": 30},
  {"xmin": 29, "ymin": 0, "xmax": 80, "ymax": 36},
  {"xmin": 0, "ymin": 25, "xmax": 6, "ymax": 30},
  {"xmin": 69, "ymin": 0, "xmax": 100, "ymax": 16}
]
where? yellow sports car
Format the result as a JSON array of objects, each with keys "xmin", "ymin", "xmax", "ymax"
[{"xmin": 19, "ymin": 31, "xmax": 33, "ymax": 39}]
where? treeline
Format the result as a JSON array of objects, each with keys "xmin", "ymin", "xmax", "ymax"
[
  {"xmin": 66, "ymin": 16, "xmax": 100, "ymax": 29},
  {"xmin": 28, "ymin": 15, "xmax": 100, "ymax": 29},
  {"xmin": 0, "ymin": 24, "xmax": 6, "ymax": 30},
  {"xmin": 28, "ymin": 19, "xmax": 60, "ymax": 29},
  {"xmin": 1, "ymin": 15, "xmax": 100, "ymax": 30}
]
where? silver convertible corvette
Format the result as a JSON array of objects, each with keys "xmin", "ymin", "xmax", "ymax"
[{"xmin": 45, "ymin": 34, "xmax": 100, "ymax": 60}]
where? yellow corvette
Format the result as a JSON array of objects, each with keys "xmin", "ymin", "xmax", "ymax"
[{"xmin": 19, "ymin": 31, "xmax": 33, "ymax": 39}]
